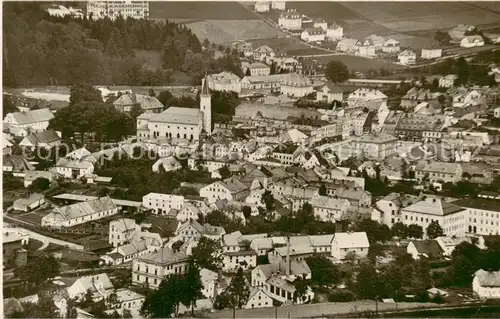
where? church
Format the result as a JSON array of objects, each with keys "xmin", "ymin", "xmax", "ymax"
[{"xmin": 136, "ymin": 76, "xmax": 212, "ymax": 142}]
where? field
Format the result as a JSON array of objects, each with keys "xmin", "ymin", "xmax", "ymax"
[
  {"xmin": 248, "ymin": 37, "xmax": 327, "ymax": 56},
  {"xmin": 149, "ymin": 1, "xmax": 258, "ymax": 20},
  {"xmin": 314, "ymin": 55, "xmax": 403, "ymax": 73}
]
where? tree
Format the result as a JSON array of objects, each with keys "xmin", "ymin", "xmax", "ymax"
[
  {"xmin": 426, "ymin": 221, "xmax": 444, "ymax": 239},
  {"xmin": 325, "ymin": 60, "xmax": 349, "ymax": 83},
  {"xmin": 261, "ymin": 190, "xmax": 275, "ymax": 212},
  {"xmin": 122, "ymin": 309, "xmax": 133, "ymax": 318},
  {"xmin": 28, "ymin": 177, "xmax": 51, "ymax": 192},
  {"xmin": 293, "ymin": 280, "xmax": 309, "ymax": 303},
  {"xmin": 319, "ymin": 183, "xmax": 327, "ymax": 196},
  {"xmin": 242, "ymin": 206, "xmax": 252, "ymax": 219},
  {"xmin": 191, "ymin": 237, "xmax": 223, "ymax": 271},
  {"xmin": 306, "ymin": 255, "xmax": 340, "ymax": 286},
  {"xmin": 130, "ymin": 103, "xmax": 143, "ymax": 119},
  {"xmin": 14, "ymin": 255, "xmax": 60, "ymax": 286},
  {"xmin": 69, "ymin": 83, "xmax": 103, "ymax": 106},
  {"xmin": 219, "ymin": 165, "xmax": 231, "ymax": 179},
  {"xmin": 149, "ymin": 88, "xmax": 156, "ymax": 97},
  {"xmin": 182, "ymin": 260, "xmax": 203, "ymax": 315},
  {"xmin": 407, "ymin": 224, "xmax": 424, "ymax": 239},
  {"xmin": 434, "ymin": 31, "xmax": 451, "ymax": 44},
  {"xmin": 3, "ymin": 95, "xmax": 19, "ymax": 117},
  {"xmin": 391, "ymin": 222, "xmax": 408, "ymax": 239},
  {"xmin": 245, "ymin": 68, "xmax": 251, "ymax": 76},
  {"xmin": 227, "ymin": 267, "xmax": 250, "ymax": 309},
  {"xmin": 270, "ymin": 61, "xmax": 277, "ymax": 75},
  {"xmin": 140, "ymin": 274, "xmax": 186, "ymax": 318},
  {"xmin": 355, "ymin": 262, "xmax": 380, "ymax": 299}
]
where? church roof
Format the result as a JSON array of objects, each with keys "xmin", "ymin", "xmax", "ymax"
[{"xmin": 149, "ymin": 107, "xmax": 202, "ymax": 125}]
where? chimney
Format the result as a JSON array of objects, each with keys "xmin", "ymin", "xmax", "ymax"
[{"xmin": 286, "ymin": 236, "xmax": 291, "ymax": 276}]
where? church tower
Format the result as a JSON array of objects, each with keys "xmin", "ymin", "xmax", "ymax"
[{"xmin": 200, "ymin": 75, "xmax": 212, "ymax": 135}]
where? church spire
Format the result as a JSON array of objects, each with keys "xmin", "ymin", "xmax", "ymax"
[{"xmin": 201, "ymin": 71, "xmax": 210, "ymax": 96}]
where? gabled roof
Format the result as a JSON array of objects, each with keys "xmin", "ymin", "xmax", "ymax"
[
  {"xmin": 137, "ymin": 246, "xmax": 189, "ymax": 265},
  {"xmin": 49, "ymin": 196, "xmax": 116, "ymax": 221},
  {"xmin": 148, "ymin": 107, "xmax": 202, "ymax": 125},
  {"xmin": 332, "ymin": 232, "xmax": 370, "ymax": 248},
  {"xmin": 410, "ymin": 240, "xmax": 443, "ymax": 258},
  {"xmin": 25, "ymin": 130, "xmax": 61, "ymax": 145},
  {"xmin": 474, "ymin": 269, "xmax": 500, "ymax": 287},
  {"xmin": 113, "ymin": 93, "xmax": 164, "ymax": 110},
  {"xmin": 3, "ymin": 154, "xmax": 35, "ymax": 171},
  {"xmin": 7, "ymin": 108, "xmax": 54, "ymax": 125}
]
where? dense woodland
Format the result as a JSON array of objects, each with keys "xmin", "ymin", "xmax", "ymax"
[{"xmin": 3, "ymin": 3, "xmax": 242, "ymax": 87}]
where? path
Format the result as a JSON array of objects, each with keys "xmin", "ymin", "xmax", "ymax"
[
  {"xmin": 7, "ymin": 226, "xmax": 84, "ymax": 251},
  {"xmin": 209, "ymin": 300, "xmax": 439, "ymax": 318}
]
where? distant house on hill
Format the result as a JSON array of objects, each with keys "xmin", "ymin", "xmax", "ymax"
[
  {"xmin": 421, "ymin": 48, "xmax": 442, "ymax": 60},
  {"xmin": 448, "ymin": 24, "xmax": 476, "ymax": 42},
  {"xmin": 301, "ymin": 27, "xmax": 326, "ymax": 42},
  {"xmin": 460, "ymin": 35, "xmax": 484, "ymax": 48},
  {"xmin": 113, "ymin": 93, "xmax": 163, "ymax": 113},
  {"xmin": 398, "ymin": 50, "xmax": 416, "ymax": 65},
  {"xmin": 254, "ymin": 1, "xmax": 270, "ymax": 12},
  {"xmin": 326, "ymin": 23, "xmax": 343, "ymax": 41}
]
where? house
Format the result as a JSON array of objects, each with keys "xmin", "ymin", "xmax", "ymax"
[
  {"xmin": 3, "ymin": 154, "xmax": 35, "ymax": 176},
  {"xmin": 436, "ymin": 236, "xmax": 472, "ymax": 256},
  {"xmin": 66, "ymin": 273, "xmax": 114, "ymax": 302},
  {"xmin": 336, "ymin": 38, "xmax": 359, "ymax": 53},
  {"xmin": 301, "ymin": 27, "xmax": 326, "ymax": 43},
  {"xmin": 242, "ymin": 62, "xmax": 271, "ymax": 77},
  {"xmin": 310, "ymin": 193, "xmax": 350, "ymax": 222},
  {"xmin": 223, "ymin": 250, "xmax": 258, "ymax": 272},
  {"xmin": 253, "ymin": 45, "xmax": 275, "ymax": 62},
  {"xmin": 330, "ymin": 232, "xmax": 370, "ymax": 260},
  {"xmin": 473, "ymin": 269, "xmax": 500, "ymax": 299},
  {"xmin": 55, "ymin": 148, "xmax": 96, "ymax": 179},
  {"xmin": 3, "ymin": 229, "xmax": 29, "ymax": 268},
  {"xmin": 110, "ymin": 288, "xmax": 145, "ymax": 316},
  {"xmin": 278, "ymin": 57, "xmax": 299, "ymax": 73},
  {"xmin": 19, "ymin": 130, "xmax": 61, "ymax": 150},
  {"xmin": 3, "ymin": 108, "xmax": 54, "ymax": 133},
  {"xmin": 207, "ymin": 71, "xmax": 241, "ymax": 93},
  {"xmin": 200, "ymin": 268, "xmax": 230, "ymax": 299},
  {"xmin": 401, "ymin": 196, "xmax": 468, "ymax": 238},
  {"xmin": 109, "ymin": 218, "xmax": 139, "ymax": 247},
  {"xmin": 142, "ymin": 193, "xmax": 184, "ymax": 215},
  {"xmin": 313, "ymin": 19, "xmax": 327, "ymax": 31},
  {"xmin": 449, "ymin": 24, "xmax": 476, "ymax": 41},
  {"xmin": 244, "ymin": 287, "xmax": 274, "ymax": 309},
  {"xmin": 401, "ymin": 87, "xmax": 437, "ymax": 110},
  {"xmin": 415, "ymin": 162, "xmax": 462, "ymax": 184},
  {"xmin": 103, "ymin": 238, "xmax": 161, "ymax": 265},
  {"xmin": 439, "ymin": 75, "xmax": 458, "ymax": 88},
  {"xmin": 398, "ymin": 50, "xmax": 416, "ymax": 65},
  {"xmin": 382, "ymin": 39, "xmax": 400, "ymax": 53},
  {"xmin": 326, "ymin": 23, "xmax": 343, "ymax": 41},
  {"xmin": 460, "ymin": 35, "xmax": 484, "ymax": 48},
  {"xmin": 151, "ymin": 156, "xmax": 181, "ymax": 173},
  {"xmin": 351, "ymin": 133, "xmax": 398, "ymax": 160},
  {"xmin": 372, "ymin": 193, "xmax": 420, "ymax": 228},
  {"xmin": 200, "ymin": 177, "xmax": 249, "ymax": 203},
  {"xmin": 271, "ymin": 0, "xmax": 286, "ymax": 10},
  {"xmin": 13, "ymin": 193, "xmax": 45, "ymax": 212},
  {"xmin": 450, "ymin": 88, "xmax": 481, "ymax": 108},
  {"xmin": 41, "ymin": 196, "xmax": 119, "ymax": 228},
  {"xmin": 356, "ymin": 45, "xmax": 376, "ymax": 58},
  {"xmin": 406, "ymin": 240, "xmax": 444, "ymax": 260},
  {"xmin": 254, "ymin": 1, "xmax": 269, "ymax": 12},
  {"xmin": 175, "ymin": 219, "xmax": 226, "ymax": 242},
  {"xmin": 278, "ymin": 9, "xmax": 301, "ymax": 30},
  {"xmin": 452, "ymin": 198, "xmax": 500, "ymax": 235},
  {"xmin": 113, "ymin": 93, "xmax": 164, "ymax": 113},
  {"xmin": 3, "ymin": 135, "xmax": 13, "ymax": 155},
  {"xmin": 348, "ymin": 88, "xmax": 387, "ymax": 106},
  {"xmin": 24, "ymin": 170, "xmax": 56, "ymax": 188},
  {"xmin": 132, "ymin": 247, "xmax": 190, "ymax": 289},
  {"xmin": 421, "ymin": 48, "xmax": 442, "ymax": 60},
  {"xmin": 280, "ymin": 73, "xmax": 315, "ymax": 98}
]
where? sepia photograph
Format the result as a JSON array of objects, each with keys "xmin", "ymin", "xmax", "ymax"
[{"xmin": 2, "ymin": 0, "xmax": 500, "ymax": 318}]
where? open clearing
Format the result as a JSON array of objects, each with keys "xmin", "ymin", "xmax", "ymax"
[
  {"xmin": 149, "ymin": 1, "xmax": 257, "ymax": 20},
  {"xmin": 314, "ymin": 55, "xmax": 402, "ymax": 73},
  {"xmin": 248, "ymin": 37, "xmax": 327, "ymax": 56}
]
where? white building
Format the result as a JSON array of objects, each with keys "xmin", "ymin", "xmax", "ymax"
[
  {"xmin": 207, "ymin": 71, "xmax": 241, "ymax": 93},
  {"xmin": 280, "ymin": 74, "xmax": 314, "ymax": 98},
  {"xmin": 356, "ymin": 45, "xmax": 376, "ymax": 58},
  {"xmin": 381, "ymin": 39, "xmax": 400, "ymax": 53},
  {"xmin": 19, "ymin": 130, "xmax": 61, "ymax": 150},
  {"xmin": 310, "ymin": 194, "xmax": 350, "ymax": 222},
  {"xmin": 253, "ymin": 45, "xmax": 275, "ymax": 62},
  {"xmin": 55, "ymin": 147, "xmax": 96, "ymax": 179},
  {"xmin": 406, "ymin": 239, "xmax": 444, "ymax": 260},
  {"xmin": 109, "ymin": 218, "xmax": 139, "ymax": 247},
  {"xmin": 142, "ymin": 193, "xmax": 184, "ymax": 215},
  {"xmin": 66, "ymin": 273, "xmax": 114, "ymax": 302},
  {"xmin": 152, "ymin": 156, "xmax": 182, "ymax": 173},
  {"xmin": 271, "ymin": 1, "xmax": 286, "ymax": 10},
  {"xmin": 132, "ymin": 247, "xmax": 190, "ymax": 289},
  {"xmin": 243, "ymin": 62, "xmax": 271, "ymax": 76},
  {"xmin": 313, "ymin": 19, "xmax": 327, "ymax": 31},
  {"xmin": 460, "ymin": 35, "xmax": 485, "ymax": 48},
  {"xmin": 86, "ymin": 1, "xmax": 149, "ymax": 20},
  {"xmin": 199, "ymin": 177, "xmax": 249, "ymax": 204},
  {"xmin": 301, "ymin": 28, "xmax": 326, "ymax": 42},
  {"xmin": 372, "ymin": 193, "xmax": 420, "ymax": 228},
  {"xmin": 244, "ymin": 287, "xmax": 274, "ymax": 309},
  {"xmin": 398, "ymin": 50, "xmax": 416, "ymax": 65},
  {"xmin": 3, "ymin": 109, "xmax": 54, "ymax": 133},
  {"xmin": 278, "ymin": 9, "xmax": 302, "ymax": 30},
  {"xmin": 326, "ymin": 23, "xmax": 343, "ymax": 41},
  {"xmin": 421, "ymin": 48, "xmax": 442, "ymax": 60},
  {"xmin": 415, "ymin": 162, "xmax": 463, "ymax": 184},
  {"xmin": 223, "ymin": 250, "xmax": 258, "ymax": 272},
  {"xmin": 439, "ymin": 75, "xmax": 458, "ymax": 88},
  {"xmin": 46, "ymin": 5, "xmax": 84, "ymax": 18},
  {"xmin": 351, "ymin": 133, "xmax": 399, "ymax": 160},
  {"xmin": 336, "ymin": 38, "xmax": 358, "ymax": 53},
  {"xmin": 330, "ymin": 232, "xmax": 370, "ymax": 260},
  {"xmin": 137, "ymin": 76, "xmax": 211, "ymax": 141},
  {"xmin": 401, "ymin": 196, "xmax": 468, "ymax": 238},
  {"xmin": 23, "ymin": 170, "xmax": 56, "ymax": 188},
  {"xmin": 473, "ymin": 269, "xmax": 500, "ymax": 299},
  {"xmin": 453, "ymin": 198, "xmax": 500, "ymax": 235},
  {"xmin": 41, "ymin": 196, "xmax": 119, "ymax": 228},
  {"xmin": 254, "ymin": 1, "xmax": 270, "ymax": 12}
]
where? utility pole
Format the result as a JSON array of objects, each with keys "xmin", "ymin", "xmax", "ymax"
[
  {"xmin": 232, "ymin": 307, "xmax": 236, "ymax": 319},
  {"xmin": 275, "ymin": 305, "xmax": 278, "ymax": 319}
]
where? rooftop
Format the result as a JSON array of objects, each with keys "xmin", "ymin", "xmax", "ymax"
[
  {"xmin": 403, "ymin": 197, "xmax": 465, "ymax": 216},
  {"xmin": 7, "ymin": 108, "xmax": 54, "ymax": 125},
  {"xmin": 452, "ymin": 198, "xmax": 500, "ymax": 212},
  {"xmin": 333, "ymin": 232, "xmax": 370, "ymax": 248},
  {"xmin": 148, "ymin": 107, "xmax": 201, "ymax": 125},
  {"xmin": 137, "ymin": 246, "xmax": 189, "ymax": 265}
]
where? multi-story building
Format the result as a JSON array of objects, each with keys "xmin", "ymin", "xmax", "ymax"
[
  {"xmin": 439, "ymin": 75, "xmax": 458, "ymax": 88},
  {"xmin": 271, "ymin": 0, "xmax": 286, "ymax": 10},
  {"xmin": 301, "ymin": 28, "xmax": 326, "ymax": 42},
  {"xmin": 109, "ymin": 218, "xmax": 140, "ymax": 247},
  {"xmin": 132, "ymin": 247, "xmax": 190, "ymax": 289},
  {"xmin": 453, "ymin": 198, "xmax": 500, "ymax": 235},
  {"xmin": 330, "ymin": 232, "xmax": 370, "ymax": 260},
  {"xmin": 199, "ymin": 177, "xmax": 249, "ymax": 203},
  {"xmin": 142, "ymin": 193, "xmax": 184, "ymax": 215},
  {"xmin": 372, "ymin": 193, "xmax": 421, "ymax": 228},
  {"xmin": 350, "ymin": 133, "xmax": 398, "ymax": 160},
  {"xmin": 278, "ymin": 9, "xmax": 302, "ymax": 30},
  {"xmin": 398, "ymin": 50, "xmax": 416, "ymax": 65},
  {"xmin": 254, "ymin": 1, "xmax": 270, "ymax": 12},
  {"xmin": 280, "ymin": 74, "xmax": 314, "ymax": 98},
  {"xmin": 421, "ymin": 48, "xmax": 442, "ymax": 60},
  {"xmin": 326, "ymin": 23, "xmax": 343, "ymax": 41},
  {"xmin": 316, "ymin": 81, "xmax": 343, "ymax": 103},
  {"xmin": 401, "ymin": 87, "xmax": 437, "ymax": 110},
  {"xmin": 415, "ymin": 162, "xmax": 463, "ymax": 184},
  {"xmin": 243, "ymin": 62, "xmax": 271, "ymax": 77},
  {"xmin": 41, "ymin": 196, "xmax": 119, "ymax": 228},
  {"xmin": 382, "ymin": 39, "xmax": 400, "ymax": 53},
  {"xmin": 310, "ymin": 194, "xmax": 350, "ymax": 222},
  {"xmin": 401, "ymin": 196, "xmax": 468, "ymax": 238},
  {"xmin": 253, "ymin": 45, "xmax": 275, "ymax": 62},
  {"xmin": 206, "ymin": 71, "xmax": 241, "ymax": 93},
  {"xmin": 86, "ymin": 1, "xmax": 149, "ymax": 20},
  {"xmin": 348, "ymin": 88, "xmax": 388, "ymax": 106},
  {"xmin": 3, "ymin": 109, "xmax": 54, "ymax": 133}
]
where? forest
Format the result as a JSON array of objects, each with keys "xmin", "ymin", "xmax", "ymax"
[{"xmin": 3, "ymin": 2, "xmax": 242, "ymax": 87}]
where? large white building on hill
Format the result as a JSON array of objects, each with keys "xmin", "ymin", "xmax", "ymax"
[
  {"xmin": 86, "ymin": 1, "xmax": 149, "ymax": 20},
  {"xmin": 136, "ymin": 76, "xmax": 212, "ymax": 141}
]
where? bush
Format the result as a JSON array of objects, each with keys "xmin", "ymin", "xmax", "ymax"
[{"xmin": 328, "ymin": 289, "xmax": 355, "ymax": 302}]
